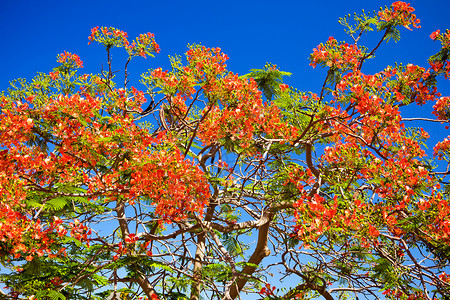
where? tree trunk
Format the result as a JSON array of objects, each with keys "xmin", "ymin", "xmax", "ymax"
[
  {"xmin": 190, "ymin": 231, "xmax": 206, "ymax": 300},
  {"xmin": 228, "ymin": 212, "xmax": 272, "ymax": 299}
]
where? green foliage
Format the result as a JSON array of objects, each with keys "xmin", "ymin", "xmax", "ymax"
[
  {"xmin": 201, "ymin": 263, "xmax": 231, "ymax": 283},
  {"xmin": 242, "ymin": 63, "xmax": 291, "ymax": 101},
  {"xmin": 222, "ymin": 233, "xmax": 244, "ymax": 258},
  {"xmin": 429, "ymin": 48, "xmax": 450, "ymax": 64},
  {"xmin": 379, "ymin": 23, "xmax": 402, "ymax": 43},
  {"xmin": 35, "ymin": 290, "xmax": 66, "ymax": 300},
  {"xmin": 338, "ymin": 9, "xmax": 378, "ymax": 36}
]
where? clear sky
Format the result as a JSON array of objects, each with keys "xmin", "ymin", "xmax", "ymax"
[
  {"xmin": 1, "ymin": 0, "xmax": 450, "ymax": 93},
  {"xmin": 1, "ymin": 0, "xmax": 450, "ymax": 297}
]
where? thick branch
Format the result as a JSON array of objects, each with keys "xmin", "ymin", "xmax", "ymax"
[
  {"xmin": 228, "ymin": 211, "xmax": 273, "ymax": 299},
  {"xmin": 305, "ymin": 143, "xmax": 320, "ymax": 178},
  {"xmin": 282, "ymin": 263, "xmax": 335, "ymax": 300},
  {"xmin": 115, "ymin": 202, "xmax": 159, "ymax": 299},
  {"xmin": 118, "ymin": 275, "xmax": 159, "ymax": 299},
  {"xmin": 115, "ymin": 201, "xmax": 130, "ymax": 240},
  {"xmin": 191, "ymin": 204, "xmax": 216, "ymax": 300},
  {"xmin": 283, "ymin": 282, "xmax": 335, "ymax": 300}
]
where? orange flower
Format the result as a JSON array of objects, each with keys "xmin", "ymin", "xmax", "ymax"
[
  {"xmin": 368, "ymin": 225, "xmax": 380, "ymax": 237},
  {"xmin": 430, "ymin": 29, "xmax": 441, "ymax": 40},
  {"xmin": 49, "ymin": 71, "xmax": 59, "ymax": 80},
  {"xmin": 279, "ymin": 83, "xmax": 289, "ymax": 91}
]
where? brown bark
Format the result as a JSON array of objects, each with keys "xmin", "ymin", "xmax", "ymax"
[
  {"xmin": 227, "ymin": 212, "xmax": 273, "ymax": 299},
  {"xmin": 190, "ymin": 231, "xmax": 206, "ymax": 300},
  {"xmin": 118, "ymin": 276, "xmax": 159, "ymax": 299},
  {"xmin": 115, "ymin": 201, "xmax": 158, "ymax": 299},
  {"xmin": 190, "ymin": 204, "xmax": 216, "ymax": 300},
  {"xmin": 135, "ymin": 275, "xmax": 159, "ymax": 299}
]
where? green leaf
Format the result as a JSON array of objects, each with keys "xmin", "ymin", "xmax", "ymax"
[
  {"xmin": 45, "ymin": 197, "xmax": 69, "ymax": 211},
  {"xmin": 429, "ymin": 48, "xmax": 449, "ymax": 63},
  {"xmin": 242, "ymin": 62, "xmax": 291, "ymax": 101},
  {"xmin": 36, "ymin": 290, "xmax": 66, "ymax": 300},
  {"xmin": 385, "ymin": 27, "xmax": 401, "ymax": 43},
  {"xmin": 92, "ymin": 274, "xmax": 109, "ymax": 286},
  {"xmin": 223, "ymin": 236, "xmax": 243, "ymax": 258}
]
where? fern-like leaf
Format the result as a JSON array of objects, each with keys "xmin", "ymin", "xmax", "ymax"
[
  {"xmin": 45, "ymin": 197, "xmax": 69, "ymax": 211},
  {"xmin": 242, "ymin": 63, "xmax": 291, "ymax": 101}
]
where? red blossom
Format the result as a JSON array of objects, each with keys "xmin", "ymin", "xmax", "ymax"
[
  {"xmin": 368, "ymin": 225, "xmax": 380, "ymax": 237},
  {"xmin": 57, "ymin": 51, "xmax": 83, "ymax": 68},
  {"xmin": 49, "ymin": 71, "xmax": 59, "ymax": 80},
  {"xmin": 279, "ymin": 83, "xmax": 289, "ymax": 91},
  {"xmin": 430, "ymin": 29, "xmax": 441, "ymax": 40},
  {"xmin": 310, "ymin": 36, "xmax": 363, "ymax": 70},
  {"xmin": 259, "ymin": 283, "xmax": 276, "ymax": 296},
  {"xmin": 378, "ymin": 1, "xmax": 420, "ymax": 30}
]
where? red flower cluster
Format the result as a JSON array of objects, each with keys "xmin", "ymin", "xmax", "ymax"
[
  {"xmin": 88, "ymin": 26, "xmax": 128, "ymax": 46},
  {"xmin": 57, "ymin": 51, "xmax": 83, "ymax": 68},
  {"xmin": 430, "ymin": 29, "xmax": 441, "ymax": 41},
  {"xmin": 186, "ymin": 46, "xmax": 229, "ymax": 79},
  {"xmin": 432, "ymin": 96, "xmax": 450, "ymax": 121},
  {"xmin": 434, "ymin": 136, "xmax": 450, "ymax": 159},
  {"xmin": 69, "ymin": 219, "xmax": 91, "ymax": 245},
  {"xmin": 259, "ymin": 283, "xmax": 276, "ymax": 297},
  {"xmin": 88, "ymin": 26, "xmax": 160, "ymax": 59},
  {"xmin": 429, "ymin": 29, "xmax": 450, "ymax": 78},
  {"xmin": 310, "ymin": 36, "xmax": 363, "ymax": 70},
  {"xmin": 129, "ymin": 146, "xmax": 211, "ymax": 222},
  {"xmin": 378, "ymin": 1, "xmax": 420, "ymax": 30},
  {"xmin": 127, "ymin": 32, "xmax": 161, "ymax": 57}
]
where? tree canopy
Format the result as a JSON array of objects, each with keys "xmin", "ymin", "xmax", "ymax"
[{"xmin": 1, "ymin": 2, "xmax": 450, "ymax": 299}]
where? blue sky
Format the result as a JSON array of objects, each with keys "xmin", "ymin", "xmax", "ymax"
[{"xmin": 1, "ymin": 0, "xmax": 450, "ymax": 93}]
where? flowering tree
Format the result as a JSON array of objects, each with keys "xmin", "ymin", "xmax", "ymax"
[{"xmin": 1, "ymin": 2, "xmax": 450, "ymax": 299}]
